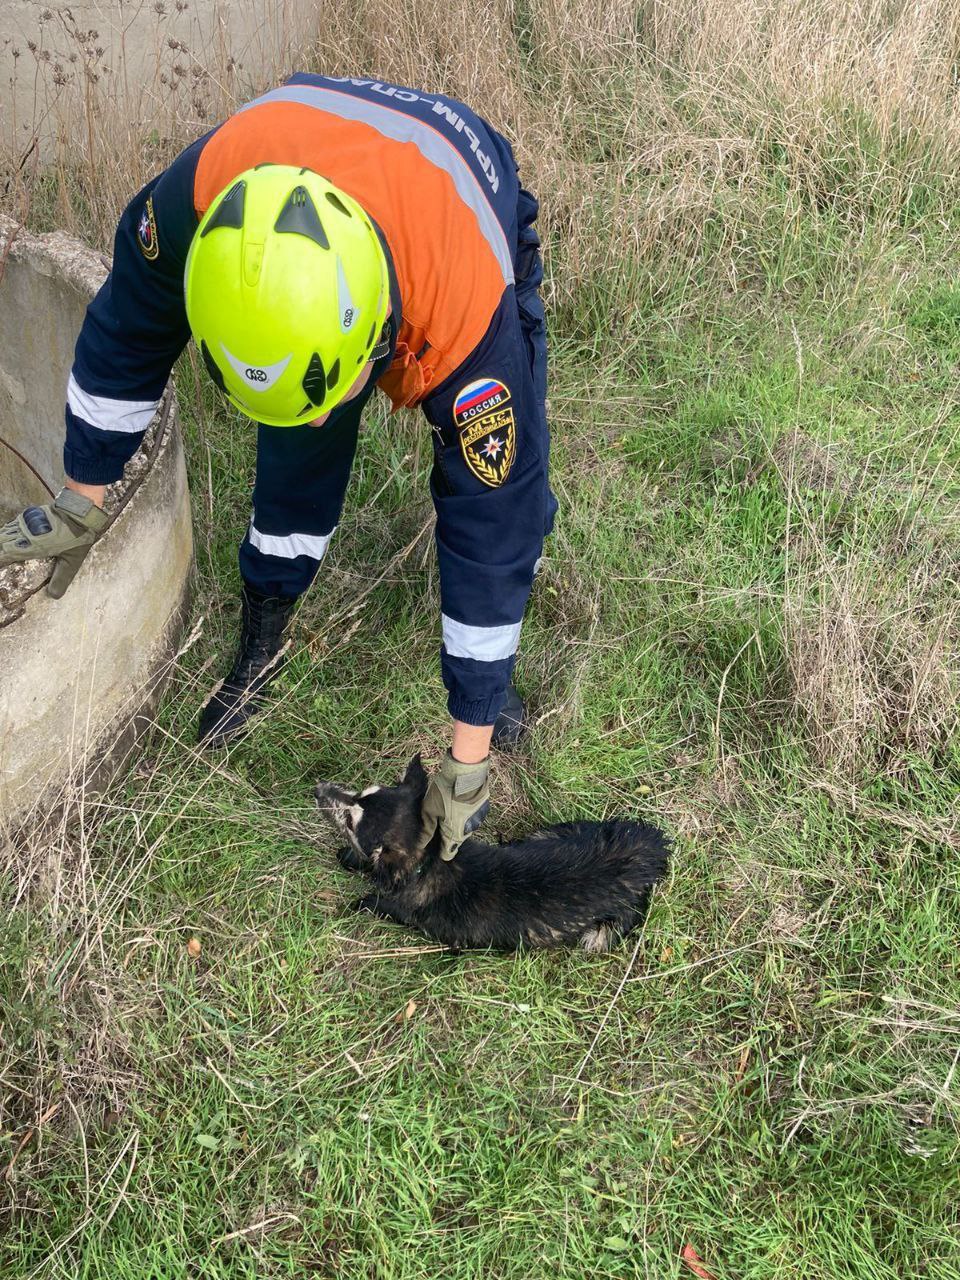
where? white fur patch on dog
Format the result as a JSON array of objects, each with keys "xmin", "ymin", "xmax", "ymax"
[
  {"xmin": 324, "ymin": 800, "xmax": 366, "ymax": 855},
  {"xmin": 345, "ymin": 804, "xmax": 365, "ymax": 853},
  {"xmin": 580, "ymin": 924, "xmax": 614, "ymax": 953},
  {"xmin": 360, "ymin": 785, "xmax": 383, "ymax": 797}
]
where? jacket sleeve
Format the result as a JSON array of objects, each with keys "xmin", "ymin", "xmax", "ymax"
[
  {"xmin": 63, "ymin": 135, "xmax": 207, "ymax": 485},
  {"xmin": 421, "ymin": 289, "xmax": 551, "ymax": 726}
]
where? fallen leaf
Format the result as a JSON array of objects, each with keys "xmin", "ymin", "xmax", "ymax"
[
  {"xmin": 660, "ymin": 945, "xmax": 674, "ymax": 963},
  {"xmin": 681, "ymin": 1244, "xmax": 717, "ymax": 1279},
  {"xmin": 187, "ymin": 937, "xmax": 201, "ymax": 959},
  {"xmin": 3, "ymin": 1102, "xmax": 61, "ymax": 1180},
  {"xmin": 394, "ymin": 998, "xmax": 417, "ymax": 1023}
]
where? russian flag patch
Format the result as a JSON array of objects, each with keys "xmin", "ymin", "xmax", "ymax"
[{"xmin": 453, "ymin": 377, "xmax": 511, "ymax": 427}]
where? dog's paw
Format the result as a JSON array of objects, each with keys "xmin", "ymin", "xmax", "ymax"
[
  {"xmin": 353, "ymin": 893, "xmax": 414, "ymax": 926},
  {"xmin": 353, "ymin": 893, "xmax": 388, "ymax": 918},
  {"xmin": 337, "ymin": 845, "xmax": 367, "ymax": 873}
]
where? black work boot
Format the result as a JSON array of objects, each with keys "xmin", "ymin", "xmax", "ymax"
[
  {"xmin": 198, "ymin": 585, "xmax": 298, "ymax": 747},
  {"xmin": 492, "ymin": 682, "xmax": 527, "ymax": 750}
]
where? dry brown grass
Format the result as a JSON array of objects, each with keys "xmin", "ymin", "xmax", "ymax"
[
  {"xmin": 5, "ymin": 0, "xmax": 960, "ymax": 301},
  {"xmin": 778, "ymin": 430, "xmax": 960, "ymax": 778},
  {"xmin": 2, "ymin": 0, "xmax": 957, "ymax": 799},
  {"xmin": 784, "ymin": 541, "xmax": 959, "ymax": 775},
  {"xmin": 2, "ymin": 9, "xmax": 960, "ymax": 1269}
]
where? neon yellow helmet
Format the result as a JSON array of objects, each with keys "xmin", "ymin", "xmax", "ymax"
[{"xmin": 184, "ymin": 164, "xmax": 390, "ymax": 426}]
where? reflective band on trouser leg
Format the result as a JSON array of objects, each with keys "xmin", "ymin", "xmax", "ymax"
[
  {"xmin": 239, "ymin": 522, "xmax": 336, "ymax": 598},
  {"xmin": 441, "ymin": 616, "xmax": 521, "ymax": 662},
  {"xmin": 241, "ymin": 396, "xmax": 363, "ymax": 599},
  {"xmin": 247, "ymin": 525, "xmax": 335, "ymax": 561}
]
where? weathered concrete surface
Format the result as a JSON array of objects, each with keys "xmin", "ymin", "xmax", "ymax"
[
  {"xmin": 0, "ymin": 216, "xmax": 193, "ymax": 830},
  {"xmin": 1, "ymin": 2, "xmax": 316, "ymax": 158},
  {"xmin": 0, "ymin": 223, "xmax": 107, "ymax": 510}
]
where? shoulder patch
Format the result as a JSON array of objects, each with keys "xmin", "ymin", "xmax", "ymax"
[
  {"xmin": 453, "ymin": 378, "xmax": 515, "ymax": 487},
  {"xmin": 459, "ymin": 410, "xmax": 516, "ymax": 487},
  {"xmin": 453, "ymin": 377, "xmax": 511, "ymax": 428},
  {"xmin": 137, "ymin": 197, "xmax": 159, "ymax": 261}
]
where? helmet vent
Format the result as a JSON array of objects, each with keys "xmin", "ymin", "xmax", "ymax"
[
  {"xmin": 200, "ymin": 180, "xmax": 246, "ymax": 237},
  {"xmin": 302, "ymin": 352, "xmax": 327, "ymax": 407},
  {"xmin": 200, "ymin": 339, "xmax": 227, "ymax": 392},
  {"xmin": 275, "ymin": 186, "xmax": 330, "ymax": 249},
  {"xmin": 325, "ymin": 191, "xmax": 352, "ymax": 217},
  {"xmin": 325, "ymin": 358, "xmax": 340, "ymax": 391}
]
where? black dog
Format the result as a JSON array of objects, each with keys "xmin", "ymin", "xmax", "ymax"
[{"xmin": 314, "ymin": 755, "xmax": 670, "ymax": 951}]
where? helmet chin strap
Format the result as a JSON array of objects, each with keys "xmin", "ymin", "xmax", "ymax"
[{"xmin": 368, "ymin": 319, "xmax": 393, "ymax": 364}]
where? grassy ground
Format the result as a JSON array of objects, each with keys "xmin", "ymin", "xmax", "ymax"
[{"xmin": 3, "ymin": 2, "xmax": 960, "ymax": 1276}]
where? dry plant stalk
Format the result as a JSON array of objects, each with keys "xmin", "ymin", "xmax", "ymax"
[
  {"xmin": 3, "ymin": 0, "xmax": 960, "ymax": 307},
  {"xmin": 2, "ymin": 0, "xmax": 960, "ymax": 1191}
]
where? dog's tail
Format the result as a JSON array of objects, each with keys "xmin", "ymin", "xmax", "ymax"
[
  {"xmin": 602, "ymin": 819, "xmax": 670, "ymax": 946},
  {"xmin": 601, "ymin": 818, "xmax": 671, "ymax": 884}
]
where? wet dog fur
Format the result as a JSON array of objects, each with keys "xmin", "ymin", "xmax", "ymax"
[{"xmin": 314, "ymin": 755, "xmax": 670, "ymax": 952}]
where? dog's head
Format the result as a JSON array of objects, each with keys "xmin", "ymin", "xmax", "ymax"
[{"xmin": 314, "ymin": 754, "xmax": 432, "ymax": 887}]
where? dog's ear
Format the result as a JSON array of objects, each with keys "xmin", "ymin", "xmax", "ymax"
[{"xmin": 402, "ymin": 753, "xmax": 428, "ymax": 795}]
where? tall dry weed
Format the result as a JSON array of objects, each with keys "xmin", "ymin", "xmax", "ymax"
[
  {"xmin": 784, "ymin": 541, "xmax": 959, "ymax": 776},
  {"xmin": 2, "ymin": 0, "xmax": 960, "ymax": 781},
  {"xmin": 5, "ymin": 1, "xmax": 960, "ymax": 295},
  {"xmin": 1, "ymin": 2, "xmax": 315, "ymax": 245}
]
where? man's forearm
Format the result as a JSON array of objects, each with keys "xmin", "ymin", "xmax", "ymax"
[
  {"xmin": 65, "ymin": 478, "xmax": 107, "ymax": 509},
  {"xmin": 451, "ymin": 720, "xmax": 493, "ymax": 763}
]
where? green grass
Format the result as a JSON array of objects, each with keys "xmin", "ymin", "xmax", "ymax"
[
  {"xmin": 5, "ymin": 19, "xmax": 960, "ymax": 1279},
  {"xmin": 4, "ymin": 239, "xmax": 959, "ymax": 1276}
]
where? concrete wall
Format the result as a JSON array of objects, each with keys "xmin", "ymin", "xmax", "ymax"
[
  {"xmin": 1, "ymin": 1, "xmax": 315, "ymax": 155},
  {"xmin": 0, "ymin": 225, "xmax": 94, "ymax": 512},
  {"xmin": 0, "ymin": 216, "xmax": 193, "ymax": 831}
]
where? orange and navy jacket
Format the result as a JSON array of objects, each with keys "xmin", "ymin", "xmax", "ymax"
[{"xmin": 63, "ymin": 73, "xmax": 554, "ymax": 726}]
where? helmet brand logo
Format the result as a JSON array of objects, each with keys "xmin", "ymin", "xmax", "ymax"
[
  {"xmin": 219, "ymin": 343, "xmax": 293, "ymax": 393},
  {"xmin": 336, "ymin": 257, "xmax": 359, "ymax": 333}
]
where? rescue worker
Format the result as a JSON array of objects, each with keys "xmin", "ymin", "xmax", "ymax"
[{"xmin": 0, "ymin": 73, "xmax": 557, "ymax": 859}]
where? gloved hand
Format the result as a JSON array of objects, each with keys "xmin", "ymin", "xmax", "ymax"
[
  {"xmin": 0, "ymin": 488, "xmax": 110, "ymax": 598},
  {"xmin": 418, "ymin": 751, "xmax": 491, "ymax": 861}
]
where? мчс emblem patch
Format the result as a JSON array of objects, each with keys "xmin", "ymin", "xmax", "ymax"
[
  {"xmin": 137, "ymin": 197, "xmax": 159, "ymax": 261},
  {"xmin": 459, "ymin": 409, "xmax": 516, "ymax": 487},
  {"xmin": 453, "ymin": 379, "xmax": 515, "ymax": 486}
]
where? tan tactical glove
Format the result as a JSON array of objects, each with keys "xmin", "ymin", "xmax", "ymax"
[
  {"xmin": 0, "ymin": 488, "xmax": 109, "ymax": 598},
  {"xmin": 418, "ymin": 751, "xmax": 491, "ymax": 861}
]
